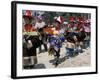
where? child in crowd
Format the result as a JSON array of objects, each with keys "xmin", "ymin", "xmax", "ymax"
[{"xmin": 65, "ymin": 37, "xmax": 75, "ymax": 59}]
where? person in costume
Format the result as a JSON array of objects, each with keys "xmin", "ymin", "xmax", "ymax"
[
  {"xmin": 83, "ymin": 19, "xmax": 91, "ymax": 48},
  {"xmin": 74, "ymin": 16, "xmax": 86, "ymax": 53},
  {"xmin": 35, "ymin": 15, "xmax": 48, "ymax": 53},
  {"xmin": 23, "ymin": 10, "xmax": 38, "ymax": 69},
  {"xmin": 77, "ymin": 16, "xmax": 84, "ymax": 32},
  {"xmin": 67, "ymin": 16, "xmax": 76, "ymax": 38},
  {"xmin": 54, "ymin": 16, "xmax": 65, "ymax": 43},
  {"xmin": 23, "ymin": 10, "xmax": 35, "ymax": 32},
  {"xmin": 48, "ymin": 30, "xmax": 62, "ymax": 67}
]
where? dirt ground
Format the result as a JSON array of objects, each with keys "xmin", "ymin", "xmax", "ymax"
[{"xmin": 34, "ymin": 43, "xmax": 91, "ymax": 69}]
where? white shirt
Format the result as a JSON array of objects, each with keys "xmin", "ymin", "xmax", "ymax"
[
  {"xmin": 59, "ymin": 28, "xmax": 65, "ymax": 34},
  {"xmin": 84, "ymin": 26, "xmax": 91, "ymax": 32},
  {"xmin": 35, "ymin": 21, "xmax": 45, "ymax": 29}
]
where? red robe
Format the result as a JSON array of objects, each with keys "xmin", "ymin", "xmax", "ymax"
[{"xmin": 24, "ymin": 24, "xmax": 36, "ymax": 32}]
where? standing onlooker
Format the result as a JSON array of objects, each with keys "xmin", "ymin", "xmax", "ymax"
[{"xmin": 35, "ymin": 16, "xmax": 48, "ymax": 53}]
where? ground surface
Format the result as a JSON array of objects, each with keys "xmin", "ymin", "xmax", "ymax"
[{"xmin": 34, "ymin": 43, "xmax": 91, "ymax": 69}]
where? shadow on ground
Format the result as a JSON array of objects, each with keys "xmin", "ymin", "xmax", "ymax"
[
  {"xmin": 49, "ymin": 56, "xmax": 66, "ymax": 65},
  {"xmin": 23, "ymin": 63, "xmax": 46, "ymax": 69}
]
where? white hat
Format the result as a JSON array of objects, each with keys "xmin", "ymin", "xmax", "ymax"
[{"xmin": 56, "ymin": 16, "xmax": 63, "ymax": 23}]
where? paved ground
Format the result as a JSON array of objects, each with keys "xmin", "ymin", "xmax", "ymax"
[{"xmin": 34, "ymin": 43, "xmax": 91, "ymax": 69}]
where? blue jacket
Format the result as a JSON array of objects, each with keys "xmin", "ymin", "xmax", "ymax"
[{"xmin": 50, "ymin": 37, "xmax": 62, "ymax": 49}]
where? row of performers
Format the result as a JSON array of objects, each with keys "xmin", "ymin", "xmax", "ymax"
[
  {"xmin": 22, "ymin": 10, "xmax": 91, "ymax": 68},
  {"xmin": 23, "ymin": 10, "xmax": 91, "ymax": 33}
]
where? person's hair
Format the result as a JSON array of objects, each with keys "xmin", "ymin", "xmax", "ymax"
[
  {"xmin": 67, "ymin": 36, "xmax": 75, "ymax": 43},
  {"xmin": 67, "ymin": 37, "xmax": 71, "ymax": 42}
]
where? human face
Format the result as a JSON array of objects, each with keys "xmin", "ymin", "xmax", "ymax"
[
  {"xmin": 38, "ymin": 19, "xmax": 42, "ymax": 23},
  {"xmin": 24, "ymin": 17, "xmax": 30, "ymax": 24}
]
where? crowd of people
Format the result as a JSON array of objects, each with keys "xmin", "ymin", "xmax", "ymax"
[{"xmin": 22, "ymin": 10, "xmax": 91, "ymax": 68}]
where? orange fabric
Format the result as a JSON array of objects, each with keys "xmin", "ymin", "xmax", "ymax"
[
  {"xmin": 43, "ymin": 28, "xmax": 53, "ymax": 35},
  {"xmin": 24, "ymin": 24, "xmax": 35, "ymax": 32}
]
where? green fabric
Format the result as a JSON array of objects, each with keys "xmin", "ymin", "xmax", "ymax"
[{"xmin": 23, "ymin": 32, "xmax": 39, "ymax": 36}]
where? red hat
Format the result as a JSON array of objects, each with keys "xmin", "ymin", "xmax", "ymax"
[
  {"xmin": 69, "ymin": 16, "xmax": 75, "ymax": 22},
  {"xmin": 77, "ymin": 16, "xmax": 83, "ymax": 22},
  {"xmin": 23, "ymin": 10, "xmax": 33, "ymax": 19},
  {"xmin": 83, "ymin": 19, "xmax": 91, "ymax": 24}
]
